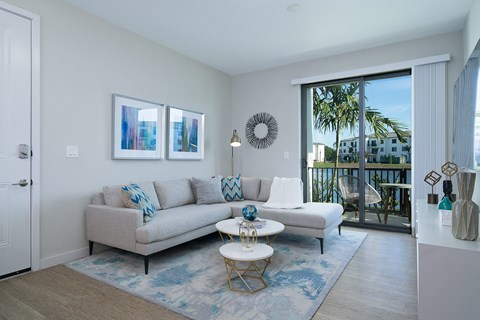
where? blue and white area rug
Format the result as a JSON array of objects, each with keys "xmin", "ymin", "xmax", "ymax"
[{"xmin": 66, "ymin": 230, "xmax": 366, "ymax": 320}]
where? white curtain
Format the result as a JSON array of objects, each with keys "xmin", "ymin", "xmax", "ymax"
[
  {"xmin": 412, "ymin": 62, "xmax": 447, "ymax": 219},
  {"xmin": 452, "ymin": 57, "xmax": 479, "ymax": 169}
]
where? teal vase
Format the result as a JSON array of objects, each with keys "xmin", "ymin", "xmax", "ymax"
[{"xmin": 438, "ymin": 197, "xmax": 452, "ymax": 210}]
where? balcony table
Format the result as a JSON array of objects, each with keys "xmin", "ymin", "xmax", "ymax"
[{"xmin": 379, "ymin": 183, "xmax": 411, "ymax": 224}]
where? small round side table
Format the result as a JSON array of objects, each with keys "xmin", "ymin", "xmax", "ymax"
[{"xmin": 219, "ymin": 242, "xmax": 273, "ymax": 294}]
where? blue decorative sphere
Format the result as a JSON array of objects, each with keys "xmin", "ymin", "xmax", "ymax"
[{"xmin": 242, "ymin": 205, "xmax": 258, "ymax": 221}]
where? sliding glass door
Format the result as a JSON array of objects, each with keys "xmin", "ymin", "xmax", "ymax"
[{"xmin": 301, "ymin": 71, "xmax": 412, "ymax": 231}]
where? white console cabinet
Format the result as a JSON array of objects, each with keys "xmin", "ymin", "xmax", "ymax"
[{"xmin": 416, "ymin": 201, "xmax": 480, "ymax": 320}]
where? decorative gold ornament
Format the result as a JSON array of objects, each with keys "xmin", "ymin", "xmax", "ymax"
[
  {"xmin": 424, "ymin": 170, "xmax": 441, "ymax": 204},
  {"xmin": 441, "ymin": 161, "xmax": 458, "ymax": 180},
  {"xmin": 239, "ymin": 221, "xmax": 257, "ymax": 252}
]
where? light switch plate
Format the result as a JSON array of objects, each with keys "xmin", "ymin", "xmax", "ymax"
[
  {"xmin": 284, "ymin": 151, "xmax": 289, "ymax": 159},
  {"xmin": 66, "ymin": 145, "xmax": 79, "ymax": 158}
]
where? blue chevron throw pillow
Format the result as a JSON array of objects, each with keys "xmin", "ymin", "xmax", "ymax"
[
  {"xmin": 221, "ymin": 175, "xmax": 244, "ymax": 202},
  {"xmin": 121, "ymin": 183, "xmax": 156, "ymax": 223}
]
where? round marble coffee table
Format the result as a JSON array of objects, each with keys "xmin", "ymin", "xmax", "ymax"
[
  {"xmin": 215, "ymin": 218, "xmax": 284, "ymax": 244},
  {"xmin": 219, "ymin": 242, "xmax": 274, "ymax": 293}
]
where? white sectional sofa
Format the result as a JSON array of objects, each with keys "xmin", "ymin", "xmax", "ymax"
[{"xmin": 86, "ymin": 177, "xmax": 343, "ymax": 274}]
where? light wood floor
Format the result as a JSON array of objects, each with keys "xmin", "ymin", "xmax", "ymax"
[{"xmin": 0, "ymin": 228, "xmax": 417, "ymax": 320}]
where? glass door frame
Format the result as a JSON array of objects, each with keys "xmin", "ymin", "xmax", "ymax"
[{"xmin": 301, "ymin": 71, "xmax": 411, "ymax": 232}]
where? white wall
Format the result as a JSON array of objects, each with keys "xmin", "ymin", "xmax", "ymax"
[
  {"xmin": 3, "ymin": 0, "xmax": 231, "ymax": 263},
  {"xmin": 231, "ymin": 32, "xmax": 464, "ymax": 178},
  {"xmin": 463, "ymin": 0, "xmax": 480, "ymax": 62}
]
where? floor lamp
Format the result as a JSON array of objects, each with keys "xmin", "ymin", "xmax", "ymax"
[{"xmin": 230, "ymin": 129, "xmax": 241, "ymax": 177}]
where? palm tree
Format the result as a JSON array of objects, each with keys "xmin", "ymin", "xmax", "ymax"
[{"xmin": 313, "ymin": 82, "xmax": 408, "ymax": 201}]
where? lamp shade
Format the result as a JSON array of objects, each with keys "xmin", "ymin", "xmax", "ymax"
[{"xmin": 230, "ymin": 129, "xmax": 241, "ymax": 147}]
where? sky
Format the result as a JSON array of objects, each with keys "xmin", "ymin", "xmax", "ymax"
[{"xmin": 313, "ymin": 75, "xmax": 412, "ymax": 148}]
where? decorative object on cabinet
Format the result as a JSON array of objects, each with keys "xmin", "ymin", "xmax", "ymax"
[
  {"xmin": 167, "ymin": 106, "xmax": 204, "ymax": 160},
  {"xmin": 112, "ymin": 94, "xmax": 166, "ymax": 160},
  {"xmin": 451, "ymin": 171, "xmax": 479, "ymax": 241},
  {"xmin": 441, "ymin": 161, "xmax": 458, "ymax": 202},
  {"xmin": 245, "ymin": 112, "xmax": 278, "ymax": 149},
  {"xmin": 424, "ymin": 170, "xmax": 441, "ymax": 204},
  {"xmin": 438, "ymin": 162, "xmax": 457, "ymax": 210}
]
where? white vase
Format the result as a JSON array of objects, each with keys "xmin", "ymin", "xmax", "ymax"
[{"xmin": 451, "ymin": 172, "xmax": 479, "ymax": 241}]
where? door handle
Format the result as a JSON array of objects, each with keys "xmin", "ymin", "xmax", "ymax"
[{"xmin": 12, "ymin": 179, "xmax": 29, "ymax": 187}]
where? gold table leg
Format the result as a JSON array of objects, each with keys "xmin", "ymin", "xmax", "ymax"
[
  {"xmin": 265, "ymin": 234, "xmax": 280, "ymax": 245},
  {"xmin": 223, "ymin": 257, "xmax": 271, "ymax": 294},
  {"xmin": 218, "ymin": 231, "xmax": 235, "ymax": 243}
]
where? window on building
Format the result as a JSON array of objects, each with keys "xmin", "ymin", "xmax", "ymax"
[
  {"xmin": 380, "ymin": 139, "xmax": 384, "ymax": 144},
  {"xmin": 380, "ymin": 147, "xmax": 384, "ymax": 152},
  {"xmin": 371, "ymin": 140, "xmax": 377, "ymax": 147},
  {"xmin": 392, "ymin": 138, "xmax": 397, "ymax": 144},
  {"xmin": 402, "ymin": 146, "xmax": 409, "ymax": 151},
  {"xmin": 392, "ymin": 147, "xmax": 397, "ymax": 152}
]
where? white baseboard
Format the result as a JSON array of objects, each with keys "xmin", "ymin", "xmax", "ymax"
[
  {"xmin": 40, "ymin": 243, "xmax": 112, "ymax": 269},
  {"xmin": 40, "ymin": 247, "xmax": 89, "ymax": 269}
]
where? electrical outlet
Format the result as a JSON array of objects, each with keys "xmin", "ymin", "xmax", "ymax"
[{"xmin": 66, "ymin": 145, "xmax": 79, "ymax": 158}]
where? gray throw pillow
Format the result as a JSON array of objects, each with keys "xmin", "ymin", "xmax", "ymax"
[
  {"xmin": 191, "ymin": 176, "xmax": 227, "ymax": 205},
  {"xmin": 258, "ymin": 177, "xmax": 273, "ymax": 202},
  {"xmin": 102, "ymin": 185, "xmax": 126, "ymax": 207},
  {"xmin": 154, "ymin": 178, "xmax": 195, "ymax": 209},
  {"xmin": 241, "ymin": 177, "xmax": 261, "ymax": 200}
]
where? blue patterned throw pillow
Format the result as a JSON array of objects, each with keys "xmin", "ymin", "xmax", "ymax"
[
  {"xmin": 121, "ymin": 183, "xmax": 156, "ymax": 223},
  {"xmin": 221, "ymin": 175, "xmax": 244, "ymax": 201}
]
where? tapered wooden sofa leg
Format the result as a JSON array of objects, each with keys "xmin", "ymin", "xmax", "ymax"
[
  {"xmin": 89, "ymin": 241, "xmax": 94, "ymax": 255},
  {"xmin": 316, "ymin": 238, "xmax": 324, "ymax": 254},
  {"xmin": 338, "ymin": 224, "xmax": 342, "ymax": 235},
  {"xmin": 144, "ymin": 255, "xmax": 150, "ymax": 275}
]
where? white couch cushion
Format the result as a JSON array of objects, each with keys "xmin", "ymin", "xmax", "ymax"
[{"xmin": 135, "ymin": 203, "xmax": 231, "ymax": 243}]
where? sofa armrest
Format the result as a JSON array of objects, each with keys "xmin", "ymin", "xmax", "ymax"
[{"xmin": 86, "ymin": 204, "xmax": 143, "ymax": 253}]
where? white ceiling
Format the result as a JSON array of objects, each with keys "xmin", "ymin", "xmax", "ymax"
[{"xmin": 62, "ymin": 0, "xmax": 475, "ymax": 75}]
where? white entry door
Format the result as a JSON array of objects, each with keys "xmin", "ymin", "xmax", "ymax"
[{"xmin": 0, "ymin": 8, "xmax": 32, "ymax": 278}]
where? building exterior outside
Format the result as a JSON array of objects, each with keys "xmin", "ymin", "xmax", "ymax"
[
  {"xmin": 312, "ymin": 143, "xmax": 325, "ymax": 162},
  {"xmin": 338, "ymin": 131, "xmax": 411, "ymax": 163}
]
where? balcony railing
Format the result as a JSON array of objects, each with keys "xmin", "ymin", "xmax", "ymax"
[{"xmin": 308, "ymin": 165, "xmax": 411, "ymax": 214}]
